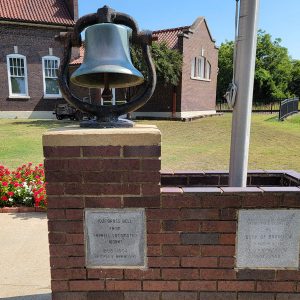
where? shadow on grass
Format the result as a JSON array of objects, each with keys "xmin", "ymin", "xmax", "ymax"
[
  {"xmin": 265, "ymin": 113, "xmax": 300, "ymax": 124},
  {"xmin": 10, "ymin": 212, "xmax": 47, "ymax": 220},
  {"xmin": 265, "ymin": 115, "xmax": 279, "ymax": 122},
  {"xmin": 11, "ymin": 120, "xmax": 78, "ymax": 129},
  {"xmin": 3, "ymin": 294, "xmax": 51, "ymax": 300}
]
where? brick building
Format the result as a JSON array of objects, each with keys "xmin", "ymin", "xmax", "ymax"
[
  {"xmin": 71, "ymin": 17, "xmax": 219, "ymax": 120},
  {"xmin": 142, "ymin": 17, "xmax": 219, "ymax": 119},
  {"xmin": 0, "ymin": 1, "xmax": 218, "ymax": 120},
  {"xmin": 0, "ymin": 0, "xmax": 77, "ymax": 119}
]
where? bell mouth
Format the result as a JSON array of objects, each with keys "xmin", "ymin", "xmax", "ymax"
[
  {"xmin": 70, "ymin": 22, "xmax": 145, "ymax": 89},
  {"xmin": 71, "ymin": 71, "xmax": 144, "ymax": 89}
]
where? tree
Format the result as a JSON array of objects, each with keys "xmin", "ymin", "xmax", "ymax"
[
  {"xmin": 216, "ymin": 41, "xmax": 234, "ymax": 99},
  {"xmin": 289, "ymin": 60, "xmax": 300, "ymax": 97},
  {"xmin": 131, "ymin": 42, "xmax": 183, "ymax": 86},
  {"xmin": 217, "ymin": 30, "xmax": 294, "ymax": 102},
  {"xmin": 254, "ymin": 30, "xmax": 292, "ymax": 100}
]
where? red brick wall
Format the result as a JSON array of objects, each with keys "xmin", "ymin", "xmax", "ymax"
[
  {"xmin": 158, "ymin": 187, "xmax": 300, "ymax": 299},
  {"xmin": 180, "ymin": 20, "xmax": 218, "ymax": 112},
  {"xmin": 44, "ymin": 142, "xmax": 300, "ymax": 299},
  {"xmin": 44, "ymin": 143, "xmax": 161, "ymax": 299},
  {"xmin": 64, "ymin": 0, "xmax": 78, "ymax": 20},
  {"xmin": 0, "ymin": 24, "xmax": 69, "ymax": 112}
]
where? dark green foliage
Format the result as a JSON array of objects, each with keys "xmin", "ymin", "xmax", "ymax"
[
  {"xmin": 131, "ymin": 42, "xmax": 183, "ymax": 86},
  {"xmin": 216, "ymin": 40, "xmax": 234, "ymax": 99},
  {"xmin": 217, "ymin": 30, "xmax": 300, "ymax": 102},
  {"xmin": 289, "ymin": 60, "xmax": 300, "ymax": 97},
  {"xmin": 254, "ymin": 30, "xmax": 292, "ymax": 100}
]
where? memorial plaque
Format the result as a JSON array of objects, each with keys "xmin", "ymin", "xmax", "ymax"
[
  {"xmin": 236, "ymin": 209, "xmax": 300, "ymax": 269},
  {"xmin": 85, "ymin": 208, "xmax": 146, "ymax": 268}
]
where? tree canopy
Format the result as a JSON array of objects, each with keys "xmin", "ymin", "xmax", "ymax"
[
  {"xmin": 217, "ymin": 30, "xmax": 300, "ymax": 101},
  {"xmin": 131, "ymin": 42, "xmax": 183, "ymax": 86}
]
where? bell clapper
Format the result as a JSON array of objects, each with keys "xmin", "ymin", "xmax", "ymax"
[{"xmin": 101, "ymin": 73, "xmax": 113, "ymax": 105}]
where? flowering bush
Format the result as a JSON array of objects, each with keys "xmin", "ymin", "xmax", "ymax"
[{"xmin": 0, "ymin": 163, "xmax": 47, "ymax": 208}]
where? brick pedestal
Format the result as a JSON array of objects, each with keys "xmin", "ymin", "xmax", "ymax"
[
  {"xmin": 43, "ymin": 126, "xmax": 300, "ymax": 300},
  {"xmin": 43, "ymin": 126, "xmax": 161, "ymax": 300}
]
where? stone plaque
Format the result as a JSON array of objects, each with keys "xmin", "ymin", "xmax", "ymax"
[
  {"xmin": 85, "ymin": 208, "xmax": 146, "ymax": 268},
  {"xmin": 236, "ymin": 209, "xmax": 300, "ymax": 269}
]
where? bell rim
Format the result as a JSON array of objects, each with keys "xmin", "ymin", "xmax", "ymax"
[{"xmin": 70, "ymin": 73, "xmax": 145, "ymax": 89}]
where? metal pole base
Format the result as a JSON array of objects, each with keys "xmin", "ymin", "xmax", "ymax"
[{"xmin": 80, "ymin": 118, "xmax": 135, "ymax": 128}]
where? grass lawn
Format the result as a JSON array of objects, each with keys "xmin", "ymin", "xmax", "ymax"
[{"xmin": 0, "ymin": 114, "xmax": 299, "ymax": 172}]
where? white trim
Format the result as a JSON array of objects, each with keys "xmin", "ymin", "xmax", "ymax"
[
  {"xmin": 178, "ymin": 110, "xmax": 216, "ymax": 118},
  {"xmin": 6, "ymin": 53, "xmax": 29, "ymax": 98},
  {"xmin": 131, "ymin": 110, "xmax": 217, "ymax": 119},
  {"xmin": 0, "ymin": 110, "xmax": 217, "ymax": 120},
  {"xmin": 100, "ymin": 88, "xmax": 104, "ymax": 105},
  {"xmin": 0, "ymin": 111, "xmax": 56, "ymax": 119},
  {"xmin": 112, "ymin": 88, "xmax": 116, "ymax": 105},
  {"xmin": 190, "ymin": 77, "xmax": 211, "ymax": 82},
  {"xmin": 191, "ymin": 55, "xmax": 212, "ymax": 81},
  {"xmin": 42, "ymin": 56, "xmax": 62, "ymax": 98},
  {"xmin": 43, "ymin": 95, "xmax": 62, "ymax": 99},
  {"xmin": 7, "ymin": 95, "xmax": 30, "ymax": 99},
  {"xmin": 14, "ymin": 46, "xmax": 18, "ymax": 54}
]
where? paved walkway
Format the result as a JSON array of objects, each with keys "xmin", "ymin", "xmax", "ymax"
[{"xmin": 0, "ymin": 213, "xmax": 51, "ymax": 299}]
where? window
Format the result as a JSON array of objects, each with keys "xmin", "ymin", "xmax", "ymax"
[
  {"xmin": 42, "ymin": 56, "xmax": 61, "ymax": 98},
  {"xmin": 198, "ymin": 56, "xmax": 205, "ymax": 79},
  {"xmin": 206, "ymin": 61, "xmax": 211, "ymax": 80},
  {"xmin": 191, "ymin": 55, "xmax": 211, "ymax": 81},
  {"xmin": 6, "ymin": 54, "xmax": 29, "ymax": 98}
]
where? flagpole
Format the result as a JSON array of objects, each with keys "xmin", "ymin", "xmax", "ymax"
[{"xmin": 229, "ymin": 0, "xmax": 260, "ymax": 187}]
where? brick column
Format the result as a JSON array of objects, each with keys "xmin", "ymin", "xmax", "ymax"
[{"xmin": 43, "ymin": 126, "xmax": 161, "ymax": 300}]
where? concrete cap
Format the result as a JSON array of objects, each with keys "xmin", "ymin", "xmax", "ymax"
[{"xmin": 42, "ymin": 124, "xmax": 161, "ymax": 147}]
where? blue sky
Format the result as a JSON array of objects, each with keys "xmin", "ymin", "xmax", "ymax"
[{"xmin": 78, "ymin": 0, "xmax": 300, "ymax": 60}]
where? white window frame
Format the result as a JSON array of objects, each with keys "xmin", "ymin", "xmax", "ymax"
[
  {"xmin": 206, "ymin": 60, "xmax": 211, "ymax": 80},
  {"xmin": 6, "ymin": 54, "xmax": 29, "ymax": 98},
  {"xmin": 42, "ymin": 56, "xmax": 62, "ymax": 99},
  {"xmin": 191, "ymin": 55, "xmax": 211, "ymax": 82},
  {"xmin": 198, "ymin": 56, "xmax": 205, "ymax": 79}
]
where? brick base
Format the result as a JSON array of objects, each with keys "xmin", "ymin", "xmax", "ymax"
[{"xmin": 43, "ymin": 126, "xmax": 300, "ymax": 300}]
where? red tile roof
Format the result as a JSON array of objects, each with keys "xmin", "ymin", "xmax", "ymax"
[
  {"xmin": 0, "ymin": 0, "xmax": 74, "ymax": 26},
  {"xmin": 71, "ymin": 45, "xmax": 85, "ymax": 65},
  {"xmin": 153, "ymin": 26, "xmax": 190, "ymax": 49}
]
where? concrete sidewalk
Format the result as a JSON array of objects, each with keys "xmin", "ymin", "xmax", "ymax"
[{"xmin": 0, "ymin": 213, "xmax": 51, "ymax": 299}]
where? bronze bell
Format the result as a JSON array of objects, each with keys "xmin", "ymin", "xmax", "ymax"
[{"xmin": 70, "ymin": 23, "xmax": 144, "ymax": 88}]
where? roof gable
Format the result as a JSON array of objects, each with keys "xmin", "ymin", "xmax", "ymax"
[
  {"xmin": 153, "ymin": 26, "xmax": 190, "ymax": 50},
  {"xmin": 152, "ymin": 17, "xmax": 216, "ymax": 50},
  {"xmin": 190, "ymin": 17, "xmax": 216, "ymax": 43},
  {"xmin": 0, "ymin": 0, "xmax": 75, "ymax": 26}
]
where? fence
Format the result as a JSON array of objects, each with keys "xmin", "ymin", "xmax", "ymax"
[
  {"xmin": 216, "ymin": 98, "xmax": 300, "ymax": 114},
  {"xmin": 279, "ymin": 97, "xmax": 299, "ymax": 121}
]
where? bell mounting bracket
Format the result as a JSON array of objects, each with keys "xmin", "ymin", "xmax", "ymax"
[{"xmin": 55, "ymin": 5, "xmax": 157, "ymax": 127}]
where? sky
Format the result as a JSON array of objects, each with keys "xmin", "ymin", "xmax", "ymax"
[{"xmin": 78, "ymin": 0, "xmax": 300, "ymax": 60}]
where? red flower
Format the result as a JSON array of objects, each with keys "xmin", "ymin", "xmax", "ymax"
[
  {"xmin": 7, "ymin": 191, "xmax": 14, "ymax": 197},
  {"xmin": 2, "ymin": 182, "xmax": 8, "ymax": 187},
  {"xmin": 1, "ymin": 196, "xmax": 8, "ymax": 201}
]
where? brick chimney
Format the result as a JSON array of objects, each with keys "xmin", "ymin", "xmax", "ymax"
[{"xmin": 64, "ymin": 0, "xmax": 78, "ymax": 21}]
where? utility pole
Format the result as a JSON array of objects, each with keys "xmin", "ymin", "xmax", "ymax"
[{"xmin": 229, "ymin": 0, "xmax": 260, "ymax": 187}]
